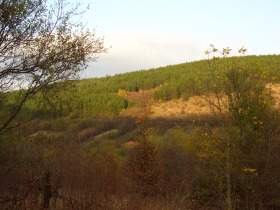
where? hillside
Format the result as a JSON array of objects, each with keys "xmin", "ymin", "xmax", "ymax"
[
  {"xmin": 2, "ymin": 54, "xmax": 280, "ymax": 209},
  {"xmin": 20, "ymin": 54, "xmax": 280, "ymax": 119}
]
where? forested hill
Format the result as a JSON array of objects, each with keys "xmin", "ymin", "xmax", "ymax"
[
  {"xmin": 4, "ymin": 54, "xmax": 280, "ymax": 209},
  {"xmin": 23, "ymin": 54, "xmax": 280, "ymax": 118},
  {"xmin": 79, "ymin": 54, "xmax": 280, "ymax": 99}
]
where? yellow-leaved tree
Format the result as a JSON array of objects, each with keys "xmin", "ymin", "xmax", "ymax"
[{"xmin": 192, "ymin": 45, "xmax": 280, "ymax": 209}]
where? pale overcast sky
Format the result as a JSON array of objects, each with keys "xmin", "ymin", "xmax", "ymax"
[{"xmin": 70, "ymin": 0, "xmax": 280, "ymax": 78}]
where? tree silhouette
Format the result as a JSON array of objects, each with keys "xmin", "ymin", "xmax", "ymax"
[{"xmin": 0, "ymin": 0, "xmax": 105, "ymax": 134}]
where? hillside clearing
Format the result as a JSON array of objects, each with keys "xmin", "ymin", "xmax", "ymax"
[{"xmin": 121, "ymin": 84, "xmax": 280, "ymax": 119}]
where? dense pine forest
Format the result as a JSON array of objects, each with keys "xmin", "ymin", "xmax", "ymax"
[
  {"xmin": 1, "ymin": 54, "xmax": 280, "ymax": 209},
  {"xmin": 20, "ymin": 54, "xmax": 280, "ymax": 118}
]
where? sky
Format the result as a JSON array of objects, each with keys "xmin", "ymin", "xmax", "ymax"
[{"xmin": 69, "ymin": 0, "xmax": 280, "ymax": 78}]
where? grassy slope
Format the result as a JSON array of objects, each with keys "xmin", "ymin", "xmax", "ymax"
[
  {"xmin": 19, "ymin": 54, "xmax": 280, "ymax": 149},
  {"xmin": 18, "ymin": 54, "xmax": 280, "ymax": 120}
]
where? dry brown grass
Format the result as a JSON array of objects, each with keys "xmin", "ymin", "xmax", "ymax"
[
  {"xmin": 126, "ymin": 89, "xmax": 155, "ymax": 105},
  {"xmin": 150, "ymin": 97, "xmax": 212, "ymax": 119},
  {"xmin": 121, "ymin": 84, "xmax": 280, "ymax": 119},
  {"xmin": 121, "ymin": 89, "xmax": 155, "ymax": 117},
  {"xmin": 268, "ymin": 83, "xmax": 280, "ymax": 108},
  {"xmin": 29, "ymin": 130, "xmax": 61, "ymax": 139}
]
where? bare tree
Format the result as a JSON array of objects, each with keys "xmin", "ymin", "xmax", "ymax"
[{"xmin": 0, "ymin": 0, "xmax": 105, "ymax": 134}]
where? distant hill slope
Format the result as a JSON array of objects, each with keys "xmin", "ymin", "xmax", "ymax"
[
  {"xmin": 80, "ymin": 54, "xmax": 280, "ymax": 95},
  {"xmin": 22, "ymin": 55, "xmax": 280, "ymax": 119}
]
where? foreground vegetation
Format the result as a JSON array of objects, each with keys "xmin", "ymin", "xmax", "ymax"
[{"xmin": 1, "ymin": 51, "xmax": 280, "ymax": 209}]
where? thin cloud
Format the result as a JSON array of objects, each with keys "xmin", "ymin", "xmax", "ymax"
[{"xmin": 84, "ymin": 29, "xmax": 205, "ymax": 78}]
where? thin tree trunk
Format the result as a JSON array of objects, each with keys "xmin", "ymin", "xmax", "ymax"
[
  {"xmin": 226, "ymin": 136, "xmax": 233, "ymax": 210},
  {"xmin": 42, "ymin": 171, "xmax": 52, "ymax": 209}
]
